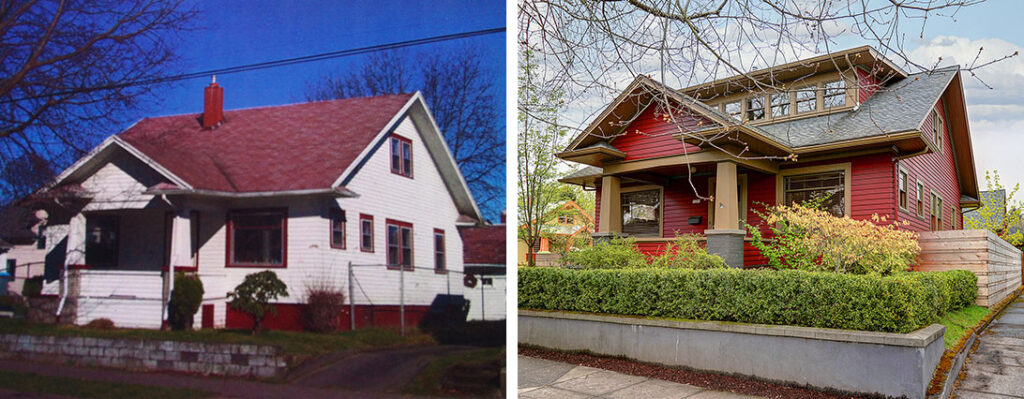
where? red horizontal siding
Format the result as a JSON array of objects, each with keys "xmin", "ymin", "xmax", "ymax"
[
  {"xmin": 225, "ymin": 303, "xmax": 429, "ymax": 332},
  {"xmin": 898, "ymin": 98, "xmax": 962, "ymax": 232},
  {"xmin": 857, "ymin": 68, "xmax": 882, "ymax": 103},
  {"xmin": 611, "ymin": 104, "xmax": 706, "ymax": 160}
]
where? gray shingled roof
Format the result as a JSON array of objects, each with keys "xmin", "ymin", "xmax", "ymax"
[
  {"xmin": 563, "ymin": 166, "xmax": 602, "ymax": 180},
  {"xmin": 758, "ymin": 66, "xmax": 958, "ymax": 147}
]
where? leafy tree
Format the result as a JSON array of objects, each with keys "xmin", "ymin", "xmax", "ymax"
[
  {"xmin": 305, "ymin": 47, "xmax": 505, "ymax": 222},
  {"xmin": 518, "ymin": 48, "xmax": 573, "ymax": 266},
  {"xmin": 227, "ymin": 271, "xmax": 289, "ymax": 334},
  {"xmin": 168, "ymin": 272, "xmax": 204, "ymax": 331},
  {"xmin": 965, "ymin": 170, "xmax": 1023, "ymax": 247}
]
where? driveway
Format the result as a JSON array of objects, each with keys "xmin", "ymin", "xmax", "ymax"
[
  {"xmin": 289, "ymin": 344, "xmax": 479, "ymax": 392},
  {"xmin": 518, "ymin": 355, "xmax": 764, "ymax": 399},
  {"xmin": 954, "ymin": 295, "xmax": 1024, "ymax": 398}
]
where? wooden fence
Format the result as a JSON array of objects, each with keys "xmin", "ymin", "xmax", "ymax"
[{"xmin": 916, "ymin": 229, "xmax": 1023, "ymax": 307}]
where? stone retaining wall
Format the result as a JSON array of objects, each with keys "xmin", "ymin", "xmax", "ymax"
[
  {"xmin": 917, "ymin": 229, "xmax": 1023, "ymax": 306},
  {"xmin": 0, "ymin": 334, "xmax": 288, "ymax": 378},
  {"xmin": 520, "ymin": 310, "xmax": 945, "ymax": 399}
]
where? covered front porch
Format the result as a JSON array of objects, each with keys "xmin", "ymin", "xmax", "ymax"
[{"xmin": 563, "ymin": 150, "xmax": 852, "ymax": 267}]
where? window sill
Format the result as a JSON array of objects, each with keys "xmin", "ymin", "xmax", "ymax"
[
  {"xmin": 226, "ymin": 264, "xmax": 287, "ymax": 269},
  {"xmin": 386, "ymin": 265, "xmax": 414, "ymax": 272}
]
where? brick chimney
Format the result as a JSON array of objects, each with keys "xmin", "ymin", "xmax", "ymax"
[{"xmin": 202, "ymin": 76, "xmax": 224, "ymax": 129}]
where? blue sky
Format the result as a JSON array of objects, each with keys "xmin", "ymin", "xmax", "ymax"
[{"xmin": 130, "ymin": 0, "xmax": 506, "ymax": 219}]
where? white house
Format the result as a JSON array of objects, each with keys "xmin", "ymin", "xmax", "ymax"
[{"xmin": 32, "ymin": 80, "xmax": 483, "ymax": 330}]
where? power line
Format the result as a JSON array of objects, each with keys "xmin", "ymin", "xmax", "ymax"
[{"xmin": 1, "ymin": 26, "xmax": 505, "ymax": 105}]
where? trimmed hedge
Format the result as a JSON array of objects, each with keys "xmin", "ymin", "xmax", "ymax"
[{"xmin": 519, "ymin": 267, "xmax": 978, "ymax": 333}]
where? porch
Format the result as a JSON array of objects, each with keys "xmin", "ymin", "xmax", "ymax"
[
  {"xmin": 57, "ymin": 206, "xmax": 201, "ymax": 328},
  {"xmin": 564, "ymin": 150, "xmax": 851, "ymax": 267}
]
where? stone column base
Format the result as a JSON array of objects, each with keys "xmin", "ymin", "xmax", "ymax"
[
  {"xmin": 705, "ymin": 229, "xmax": 746, "ymax": 268},
  {"xmin": 590, "ymin": 232, "xmax": 618, "ymax": 245}
]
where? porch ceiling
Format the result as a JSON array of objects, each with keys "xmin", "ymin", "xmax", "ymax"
[{"xmin": 601, "ymin": 149, "xmax": 778, "ymax": 176}]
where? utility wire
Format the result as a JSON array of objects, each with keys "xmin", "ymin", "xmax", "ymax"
[{"xmin": 0, "ymin": 27, "xmax": 505, "ymax": 105}]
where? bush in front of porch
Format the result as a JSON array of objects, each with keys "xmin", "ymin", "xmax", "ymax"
[
  {"xmin": 518, "ymin": 267, "xmax": 976, "ymax": 333},
  {"xmin": 560, "ymin": 234, "xmax": 725, "ymax": 270}
]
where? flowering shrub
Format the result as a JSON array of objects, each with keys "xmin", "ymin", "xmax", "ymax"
[
  {"xmin": 748, "ymin": 204, "xmax": 919, "ymax": 275},
  {"xmin": 648, "ymin": 234, "xmax": 726, "ymax": 269}
]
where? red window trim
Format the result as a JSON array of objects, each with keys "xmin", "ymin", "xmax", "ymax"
[
  {"xmin": 433, "ymin": 228, "xmax": 446, "ymax": 274},
  {"xmin": 390, "ymin": 135, "xmax": 413, "ymax": 179},
  {"xmin": 385, "ymin": 219, "xmax": 413, "ymax": 270},
  {"xmin": 360, "ymin": 214, "xmax": 374, "ymax": 253},
  {"xmin": 225, "ymin": 207, "xmax": 288, "ymax": 268},
  {"xmin": 329, "ymin": 208, "xmax": 346, "ymax": 250}
]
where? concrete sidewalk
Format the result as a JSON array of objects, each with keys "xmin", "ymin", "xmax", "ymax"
[
  {"xmin": 954, "ymin": 295, "xmax": 1024, "ymax": 398},
  {"xmin": 518, "ymin": 355, "xmax": 764, "ymax": 399}
]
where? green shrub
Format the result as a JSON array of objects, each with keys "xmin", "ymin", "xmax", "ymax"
[
  {"xmin": 748, "ymin": 204, "xmax": 919, "ymax": 275},
  {"xmin": 560, "ymin": 236, "xmax": 647, "ymax": 269},
  {"xmin": 648, "ymin": 234, "xmax": 726, "ymax": 269},
  {"xmin": 0, "ymin": 295, "xmax": 27, "ymax": 318},
  {"xmin": 518, "ymin": 267, "xmax": 977, "ymax": 333},
  {"xmin": 21, "ymin": 276, "xmax": 43, "ymax": 297},
  {"xmin": 228, "ymin": 271, "xmax": 289, "ymax": 334},
  {"xmin": 168, "ymin": 273, "xmax": 205, "ymax": 331},
  {"xmin": 934, "ymin": 270, "xmax": 977, "ymax": 311}
]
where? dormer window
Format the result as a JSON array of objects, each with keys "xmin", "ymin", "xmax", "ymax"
[
  {"xmin": 745, "ymin": 96, "xmax": 765, "ymax": 121},
  {"xmin": 823, "ymin": 80, "xmax": 846, "ymax": 108},
  {"xmin": 770, "ymin": 93, "xmax": 790, "ymax": 118},
  {"xmin": 723, "ymin": 101, "xmax": 741, "ymax": 120},
  {"xmin": 390, "ymin": 135, "xmax": 412, "ymax": 178},
  {"xmin": 796, "ymin": 87, "xmax": 817, "ymax": 114}
]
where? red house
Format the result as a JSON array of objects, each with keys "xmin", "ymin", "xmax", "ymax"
[{"xmin": 558, "ymin": 46, "xmax": 980, "ymax": 267}]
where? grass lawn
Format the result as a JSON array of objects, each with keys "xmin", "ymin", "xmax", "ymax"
[
  {"xmin": 404, "ymin": 347, "xmax": 504, "ymax": 397},
  {"xmin": 938, "ymin": 305, "xmax": 990, "ymax": 349},
  {"xmin": 0, "ymin": 369, "xmax": 212, "ymax": 398},
  {"xmin": 0, "ymin": 319, "xmax": 435, "ymax": 357}
]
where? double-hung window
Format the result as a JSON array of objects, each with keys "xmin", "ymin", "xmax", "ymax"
[
  {"xmin": 390, "ymin": 136, "xmax": 412, "ymax": 177},
  {"xmin": 360, "ymin": 214, "xmax": 374, "ymax": 252},
  {"xmin": 745, "ymin": 96, "xmax": 765, "ymax": 121},
  {"xmin": 329, "ymin": 209, "xmax": 346, "ymax": 249},
  {"xmin": 434, "ymin": 229, "xmax": 445, "ymax": 273},
  {"xmin": 228, "ymin": 209, "xmax": 286, "ymax": 267},
  {"xmin": 916, "ymin": 182, "xmax": 925, "ymax": 217},
  {"xmin": 823, "ymin": 80, "xmax": 847, "ymax": 108},
  {"xmin": 898, "ymin": 170, "xmax": 908, "ymax": 210},
  {"xmin": 931, "ymin": 194, "xmax": 943, "ymax": 231},
  {"xmin": 932, "ymin": 109, "xmax": 944, "ymax": 151},
  {"xmin": 770, "ymin": 92, "xmax": 790, "ymax": 118},
  {"xmin": 386, "ymin": 220, "xmax": 413, "ymax": 270}
]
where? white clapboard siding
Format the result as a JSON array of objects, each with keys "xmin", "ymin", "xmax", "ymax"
[
  {"xmin": 918, "ymin": 229, "xmax": 1023, "ymax": 306},
  {"xmin": 80, "ymin": 150, "xmax": 169, "ymax": 211},
  {"xmin": 466, "ymin": 276, "xmax": 507, "ymax": 321},
  {"xmin": 76, "ymin": 270, "xmax": 164, "ymax": 328},
  {"xmin": 190, "ymin": 116, "xmax": 466, "ymax": 308}
]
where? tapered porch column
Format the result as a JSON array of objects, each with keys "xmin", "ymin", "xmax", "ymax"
[
  {"xmin": 706, "ymin": 161, "xmax": 745, "ymax": 268},
  {"xmin": 65, "ymin": 213, "xmax": 86, "ymax": 267},
  {"xmin": 595, "ymin": 175, "xmax": 622, "ymax": 243},
  {"xmin": 163, "ymin": 210, "xmax": 192, "ymax": 325}
]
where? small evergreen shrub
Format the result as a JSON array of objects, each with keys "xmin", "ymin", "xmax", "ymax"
[
  {"xmin": 748, "ymin": 204, "xmax": 919, "ymax": 275},
  {"xmin": 84, "ymin": 318, "xmax": 115, "ymax": 329},
  {"xmin": 303, "ymin": 280, "xmax": 346, "ymax": 333},
  {"xmin": 228, "ymin": 271, "xmax": 289, "ymax": 334},
  {"xmin": 168, "ymin": 273, "xmax": 205, "ymax": 331},
  {"xmin": 560, "ymin": 236, "xmax": 647, "ymax": 269},
  {"xmin": 519, "ymin": 267, "xmax": 977, "ymax": 333},
  {"xmin": 648, "ymin": 234, "xmax": 726, "ymax": 269},
  {"xmin": 21, "ymin": 276, "xmax": 43, "ymax": 297}
]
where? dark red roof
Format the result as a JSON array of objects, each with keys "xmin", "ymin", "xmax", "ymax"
[
  {"xmin": 459, "ymin": 225, "xmax": 505, "ymax": 265},
  {"xmin": 119, "ymin": 94, "xmax": 415, "ymax": 192}
]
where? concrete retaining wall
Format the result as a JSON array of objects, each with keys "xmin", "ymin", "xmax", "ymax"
[
  {"xmin": 917, "ymin": 229, "xmax": 1023, "ymax": 306},
  {"xmin": 0, "ymin": 334, "xmax": 287, "ymax": 378},
  {"xmin": 519, "ymin": 310, "xmax": 945, "ymax": 399}
]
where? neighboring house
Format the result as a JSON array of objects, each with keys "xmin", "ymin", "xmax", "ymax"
[
  {"xmin": 29, "ymin": 80, "xmax": 482, "ymax": 329},
  {"xmin": 0, "ymin": 202, "xmax": 62, "ymax": 295},
  {"xmin": 558, "ymin": 46, "xmax": 979, "ymax": 268},
  {"xmin": 516, "ymin": 200, "xmax": 594, "ymax": 265},
  {"xmin": 460, "ymin": 221, "xmax": 506, "ymax": 320}
]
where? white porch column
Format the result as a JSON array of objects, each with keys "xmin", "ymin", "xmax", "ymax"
[
  {"xmin": 65, "ymin": 213, "xmax": 86, "ymax": 267},
  {"xmin": 168, "ymin": 210, "xmax": 193, "ymax": 269},
  {"xmin": 597, "ymin": 175, "xmax": 622, "ymax": 233}
]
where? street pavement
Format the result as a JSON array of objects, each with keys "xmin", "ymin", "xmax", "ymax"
[
  {"xmin": 954, "ymin": 295, "xmax": 1024, "ymax": 398},
  {"xmin": 518, "ymin": 355, "xmax": 765, "ymax": 399}
]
